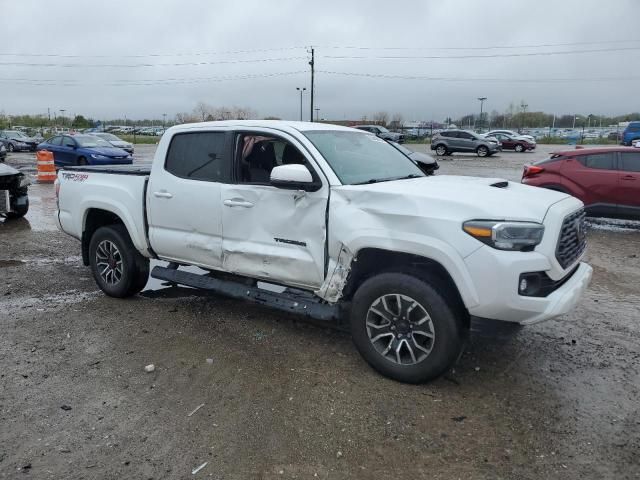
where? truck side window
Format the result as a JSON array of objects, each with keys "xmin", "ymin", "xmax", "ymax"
[
  {"xmin": 239, "ymin": 135, "xmax": 306, "ymax": 184},
  {"xmin": 165, "ymin": 132, "xmax": 229, "ymax": 182}
]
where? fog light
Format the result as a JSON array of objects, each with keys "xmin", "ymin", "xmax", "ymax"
[
  {"xmin": 518, "ymin": 272, "xmax": 543, "ymax": 296},
  {"xmin": 519, "ymin": 278, "xmax": 528, "ymax": 293}
]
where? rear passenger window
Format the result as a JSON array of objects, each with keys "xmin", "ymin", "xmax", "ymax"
[
  {"xmin": 580, "ymin": 153, "xmax": 614, "ymax": 170},
  {"xmin": 620, "ymin": 152, "xmax": 640, "ymax": 172},
  {"xmin": 165, "ymin": 132, "xmax": 229, "ymax": 182}
]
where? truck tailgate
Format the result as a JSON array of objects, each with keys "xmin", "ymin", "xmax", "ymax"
[{"xmin": 57, "ymin": 167, "xmax": 151, "ymax": 257}]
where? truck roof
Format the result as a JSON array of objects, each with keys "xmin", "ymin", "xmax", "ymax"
[{"xmin": 167, "ymin": 120, "xmax": 357, "ymax": 134}]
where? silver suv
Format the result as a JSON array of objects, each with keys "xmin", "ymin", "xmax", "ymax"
[{"xmin": 431, "ymin": 129, "xmax": 501, "ymax": 157}]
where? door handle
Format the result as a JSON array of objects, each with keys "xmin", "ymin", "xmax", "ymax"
[
  {"xmin": 153, "ymin": 191, "xmax": 173, "ymax": 198},
  {"xmin": 223, "ymin": 199, "xmax": 254, "ymax": 208},
  {"xmin": 621, "ymin": 175, "xmax": 636, "ymax": 181}
]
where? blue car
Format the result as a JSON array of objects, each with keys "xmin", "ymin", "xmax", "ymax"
[
  {"xmin": 621, "ymin": 121, "xmax": 640, "ymax": 146},
  {"xmin": 37, "ymin": 134, "xmax": 133, "ymax": 166}
]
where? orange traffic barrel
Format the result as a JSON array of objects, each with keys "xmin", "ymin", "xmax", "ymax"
[{"xmin": 36, "ymin": 150, "xmax": 56, "ymax": 183}]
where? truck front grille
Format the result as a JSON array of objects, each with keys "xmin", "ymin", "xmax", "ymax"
[{"xmin": 556, "ymin": 208, "xmax": 587, "ymax": 269}]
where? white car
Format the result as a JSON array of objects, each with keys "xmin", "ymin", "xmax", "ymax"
[
  {"xmin": 55, "ymin": 121, "xmax": 592, "ymax": 383},
  {"xmin": 485, "ymin": 129, "xmax": 536, "ymax": 143}
]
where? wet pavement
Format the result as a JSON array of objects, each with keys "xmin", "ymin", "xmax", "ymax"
[{"xmin": 1, "ymin": 146, "xmax": 639, "ymax": 479}]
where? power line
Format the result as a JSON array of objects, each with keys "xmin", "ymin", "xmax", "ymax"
[
  {"xmin": 315, "ymin": 39, "xmax": 640, "ymax": 51},
  {"xmin": 322, "ymin": 46, "xmax": 640, "ymax": 60},
  {"xmin": 2, "ymin": 40, "xmax": 638, "ymax": 58},
  {"xmin": 0, "ymin": 46, "xmax": 307, "ymax": 58},
  {"xmin": 0, "ymin": 56, "xmax": 308, "ymax": 68},
  {"xmin": 318, "ymin": 70, "xmax": 640, "ymax": 83},
  {"xmin": 0, "ymin": 71, "xmax": 306, "ymax": 87}
]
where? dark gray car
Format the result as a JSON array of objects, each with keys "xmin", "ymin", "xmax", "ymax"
[
  {"xmin": 430, "ymin": 129, "xmax": 501, "ymax": 157},
  {"xmin": 354, "ymin": 125, "xmax": 405, "ymax": 143},
  {"xmin": 391, "ymin": 142, "xmax": 439, "ymax": 175}
]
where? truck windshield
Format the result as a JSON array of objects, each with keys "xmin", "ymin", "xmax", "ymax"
[{"xmin": 303, "ymin": 130, "xmax": 424, "ymax": 185}]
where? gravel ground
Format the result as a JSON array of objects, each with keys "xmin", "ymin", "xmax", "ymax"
[{"xmin": 0, "ymin": 145, "xmax": 639, "ymax": 479}]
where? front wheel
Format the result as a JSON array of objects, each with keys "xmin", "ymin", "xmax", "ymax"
[
  {"xmin": 7, "ymin": 143, "xmax": 14, "ymax": 152},
  {"xmin": 476, "ymin": 146, "xmax": 489, "ymax": 157},
  {"xmin": 89, "ymin": 224, "xmax": 149, "ymax": 298},
  {"xmin": 350, "ymin": 273, "xmax": 466, "ymax": 383},
  {"xmin": 77, "ymin": 156, "xmax": 87, "ymax": 166},
  {"xmin": 435, "ymin": 145, "xmax": 447, "ymax": 156}
]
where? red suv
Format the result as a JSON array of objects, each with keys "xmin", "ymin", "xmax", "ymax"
[{"xmin": 522, "ymin": 147, "xmax": 640, "ymax": 219}]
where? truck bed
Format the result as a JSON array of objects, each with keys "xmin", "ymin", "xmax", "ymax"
[
  {"xmin": 57, "ymin": 165, "xmax": 152, "ymax": 257},
  {"xmin": 63, "ymin": 164, "xmax": 151, "ymax": 176}
]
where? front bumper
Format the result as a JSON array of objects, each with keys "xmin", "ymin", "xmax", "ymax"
[{"xmin": 464, "ymin": 238, "xmax": 592, "ymax": 324}]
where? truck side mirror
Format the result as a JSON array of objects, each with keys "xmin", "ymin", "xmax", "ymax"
[{"xmin": 270, "ymin": 164, "xmax": 319, "ymax": 192}]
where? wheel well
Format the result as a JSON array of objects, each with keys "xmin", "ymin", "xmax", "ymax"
[
  {"xmin": 342, "ymin": 248, "xmax": 469, "ymax": 327},
  {"xmin": 81, "ymin": 208, "xmax": 125, "ymax": 265}
]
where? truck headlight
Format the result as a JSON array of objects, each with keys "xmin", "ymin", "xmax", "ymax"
[{"xmin": 463, "ymin": 220, "xmax": 544, "ymax": 251}]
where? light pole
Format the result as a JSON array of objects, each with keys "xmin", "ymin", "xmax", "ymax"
[
  {"xmin": 314, "ymin": 108, "xmax": 320, "ymax": 122},
  {"xmin": 572, "ymin": 115, "xmax": 578, "ymax": 129},
  {"xmin": 477, "ymin": 97, "xmax": 487, "ymax": 132},
  {"xmin": 296, "ymin": 87, "xmax": 306, "ymax": 121},
  {"xmin": 60, "ymin": 109, "xmax": 66, "ymax": 128},
  {"xmin": 520, "ymin": 102, "xmax": 528, "ymax": 132},
  {"xmin": 162, "ymin": 113, "xmax": 167, "ymax": 128}
]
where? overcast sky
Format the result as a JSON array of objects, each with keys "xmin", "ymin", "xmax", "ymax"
[{"xmin": 2, "ymin": 0, "xmax": 639, "ymax": 122}]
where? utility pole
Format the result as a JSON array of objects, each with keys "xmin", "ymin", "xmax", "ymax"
[
  {"xmin": 314, "ymin": 108, "xmax": 320, "ymax": 122},
  {"xmin": 309, "ymin": 47, "xmax": 315, "ymax": 122},
  {"xmin": 520, "ymin": 102, "xmax": 528, "ymax": 132},
  {"xmin": 477, "ymin": 97, "xmax": 487, "ymax": 132},
  {"xmin": 296, "ymin": 87, "xmax": 306, "ymax": 121},
  {"xmin": 162, "ymin": 113, "xmax": 167, "ymax": 128}
]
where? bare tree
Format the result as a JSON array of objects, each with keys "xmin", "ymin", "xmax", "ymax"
[
  {"xmin": 389, "ymin": 113, "xmax": 404, "ymax": 130},
  {"xmin": 194, "ymin": 101, "xmax": 213, "ymax": 121},
  {"xmin": 373, "ymin": 111, "xmax": 389, "ymax": 126}
]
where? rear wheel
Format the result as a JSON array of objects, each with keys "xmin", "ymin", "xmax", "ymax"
[
  {"xmin": 435, "ymin": 144, "xmax": 447, "ymax": 156},
  {"xmin": 350, "ymin": 272, "xmax": 466, "ymax": 383},
  {"xmin": 89, "ymin": 225, "xmax": 149, "ymax": 298},
  {"xmin": 515, "ymin": 144, "xmax": 524, "ymax": 152},
  {"xmin": 476, "ymin": 145, "xmax": 489, "ymax": 157}
]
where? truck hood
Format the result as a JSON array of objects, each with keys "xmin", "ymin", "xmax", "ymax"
[
  {"xmin": 0, "ymin": 162, "xmax": 21, "ymax": 177},
  {"xmin": 333, "ymin": 175, "xmax": 569, "ymax": 223}
]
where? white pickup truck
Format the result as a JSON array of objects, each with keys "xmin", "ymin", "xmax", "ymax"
[{"xmin": 56, "ymin": 121, "xmax": 592, "ymax": 383}]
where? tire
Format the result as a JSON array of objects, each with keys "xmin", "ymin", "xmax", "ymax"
[
  {"xmin": 7, "ymin": 143, "xmax": 14, "ymax": 152},
  {"xmin": 514, "ymin": 144, "xmax": 524, "ymax": 152},
  {"xmin": 435, "ymin": 144, "xmax": 447, "ymax": 156},
  {"xmin": 476, "ymin": 145, "xmax": 489, "ymax": 157},
  {"xmin": 350, "ymin": 272, "xmax": 466, "ymax": 383},
  {"xmin": 77, "ymin": 156, "xmax": 87, "ymax": 166},
  {"xmin": 89, "ymin": 224, "xmax": 149, "ymax": 298},
  {"xmin": 6, "ymin": 197, "xmax": 29, "ymax": 219}
]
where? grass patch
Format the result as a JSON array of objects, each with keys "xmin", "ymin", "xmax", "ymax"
[{"xmin": 120, "ymin": 135, "xmax": 160, "ymax": 145}]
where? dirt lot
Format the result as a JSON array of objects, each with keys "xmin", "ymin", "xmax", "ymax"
[{"xmin": 1, "ymin": 145, "xmax": 639, "ymax": 479}]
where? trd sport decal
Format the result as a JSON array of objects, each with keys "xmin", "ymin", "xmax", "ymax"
[{"xmin": 274, "ymin": 237, "xmax": 307, "ymax": 247}]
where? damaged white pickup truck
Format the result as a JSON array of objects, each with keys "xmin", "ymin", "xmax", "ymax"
[{"xmin": 56, "ymin": 121, "xmax": 592, "ymax": 383}]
